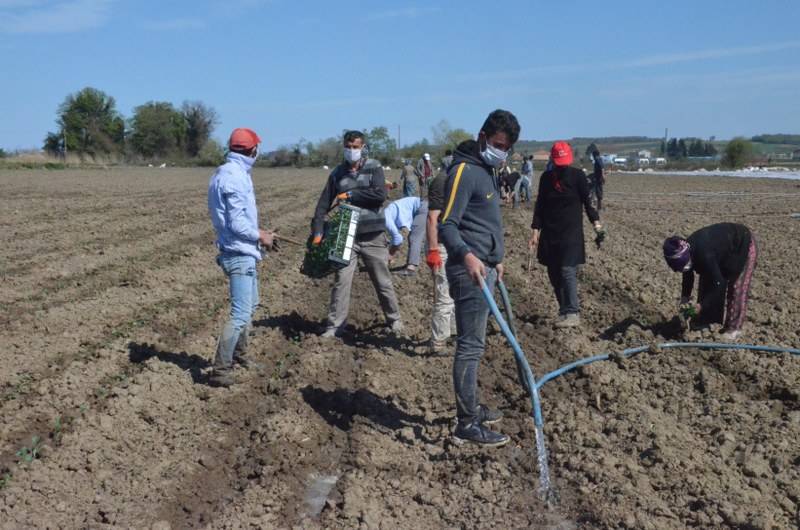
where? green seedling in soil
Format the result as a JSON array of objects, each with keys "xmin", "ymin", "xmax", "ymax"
[
  {"xmin": 680, "ymin": 304, "xmax": 698, "ymax": 319},
  {"xmin": 0, "ymin": 473, "xmax": 11, "ymax": 490},
  {"xmin": 1, "ymin": 373, "xmax": 34, "ymax": 402},
  {"xmin": 16, "ymin": 436, "xmax": 42, "ymax": 464},
  {"xmin": 51, "ymin": 415, "xmax": 72, "ymax": 445}
]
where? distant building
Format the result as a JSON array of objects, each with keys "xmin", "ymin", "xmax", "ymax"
[
  {"xmin": 655, "ymin": 157, "xmax": 667, "ymax": 165},
  {"xmin": 638, "ymin": 150, "xmax": 652, "ymax": 159},
  {"xmin": 613, "ymin": 157, "xmax": 628, "ymax": 165},
  {"xmin": 533, "ymin": 150, "xmax": 550, "ymax": 162},
  {"xmin": 638, "ymin": 158, "xmax": 650, "ymax": 166}
]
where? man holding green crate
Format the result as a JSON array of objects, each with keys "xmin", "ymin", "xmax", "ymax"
[{"xmin": 310, "ymin": 130, "xmax": 403, "ymax": 338}]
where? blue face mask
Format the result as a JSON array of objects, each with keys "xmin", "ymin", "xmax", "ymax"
[{"xmin": 480, "ymin": 140, "xmax": 508, "ymax": 168}]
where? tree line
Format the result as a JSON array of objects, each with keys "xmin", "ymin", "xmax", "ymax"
[
  {"xmin": 659, "ymin": 137, "xmax": 718, "ymax": 159},
  {"xmin": 44, "ymin": 87, "xmax": 221, "ymax": 164},
  {"xmin": 263, "ymin": 120, "xmax": 472, "ymax": 168}
]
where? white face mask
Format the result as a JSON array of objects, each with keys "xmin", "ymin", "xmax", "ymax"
[
  {"xmin": 480, "ymin": 140, "xmax": 508, "ymax": 168},
  {"xmin": 344, "ymin": 148, "xmax": 362, "ymax": 164}
]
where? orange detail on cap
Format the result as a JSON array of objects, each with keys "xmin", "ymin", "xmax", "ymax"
[{"xmin": 229, "ymin": 128, "xmax": 261, "ymax": 150}]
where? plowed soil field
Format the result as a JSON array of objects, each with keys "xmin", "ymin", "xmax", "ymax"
[{"xmin": 1, "ymin": 167, "xmax": 799, "ymax": 529}]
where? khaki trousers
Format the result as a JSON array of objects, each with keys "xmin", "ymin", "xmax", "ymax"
[
  {"xmin": 431, "ymin": 244, "xmax": 456, "ymax": 343},
  {"xmin": 327, "ymin": 231, "xmax": 401, "ymax": 330}
]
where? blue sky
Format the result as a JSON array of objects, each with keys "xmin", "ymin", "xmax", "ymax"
[{"xmin": 1, "ymin": 0, "xmax": 799, "ymax": 151}]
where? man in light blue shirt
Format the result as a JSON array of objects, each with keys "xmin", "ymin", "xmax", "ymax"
[
  {"xmin": 207, "ymin": 127, "xmax": 275, "ymax": 387},
  {"xmin": 385, "ymin": 196, "xmax": 428, "ymax": 276}
]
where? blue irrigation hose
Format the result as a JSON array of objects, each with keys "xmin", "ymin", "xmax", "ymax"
[
  {"xmin": 498, "ymin": 280, "xmax": 533, "ymax": 396},
  {"xmin": 479, "ymin": 278, "xmax": 544, "ymax": 427},
  {"xmin": 497, "ymin": 281, "xmax": 517, "ymax": 338},
  {"xmin": 535, "ymin": 342, "xmax": 800, "ymax": 391}
]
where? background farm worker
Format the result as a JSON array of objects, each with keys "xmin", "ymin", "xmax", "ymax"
[
  {"xmin": 662, "ymin": 223, "xmax": 757, "ymax": 340},
  {"xmin": 310, "ymin": 130, "xmax": 403, "ymax": 339},
  {"xmin": 590, "ymin": 147, "xmax": 605, "ymax": 211},
  {"xmin": 425, "ymin": 169, "xmax": 456, "ymax": 354},
  {"xmin": 207, "ymin": 128, "xmax": 276, "ymax": 387},
  {"xmin": 439, "ymin": 109, "xmax": 521, "ymax": 447},
  {"xmin": 528, "ymin": 141, "xmax": 602, "ymax": 329},
  {"xmin": 519, "ymin": 154, "xmax": 534, "ymax": 203},
  {"xmin": 400, "ymin": 159, "xmax": 419, "ymax": 198},
  {"xmin": 385, "ymin": 196, "xmax": 428, "ymax": 277},
  {"xmin": 415, "ymin": 152, "xmax": 434, "ymax": 197},
  {"xmin": 440, "ymin": 149, "xmax": 454, "ymax": 172}
]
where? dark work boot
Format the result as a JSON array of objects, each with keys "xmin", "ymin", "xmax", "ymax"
[
  {"xmin": 208, "ymin": 367, "xmax": 235, "ymax": 388},
  {"xmin": 453, "ymin": 421, "xmax": 510, "ymax": 447},
  {"xmin": 477, "ymin": 404, "xmax": 503, "ymax": 425}
]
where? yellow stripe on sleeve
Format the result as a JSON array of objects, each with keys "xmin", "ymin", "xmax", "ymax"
[{"xmin": 441, "ymin": 162, "xmax": 466, "ymax": 221}]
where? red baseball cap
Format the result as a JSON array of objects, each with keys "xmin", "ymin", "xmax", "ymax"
[
  {"xmin": 550, "ymin": 141, "xmax": 573, "ymax": 166},
  {"xmin": 228, "ymin": 128, "xmax": 261, "ymax": 150}
]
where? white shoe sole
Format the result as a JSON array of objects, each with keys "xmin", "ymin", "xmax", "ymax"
[{"xmin": 452, "ymin": 435, "xmax": 510, "ymax": 447}]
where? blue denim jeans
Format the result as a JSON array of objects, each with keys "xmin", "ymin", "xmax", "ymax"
[
  {"xmin": 214, "ymin": 253, "xmax": 259, "ymax": 369},
  {"xmin": 446, "ymin": 262, "xmax": 497, "ymax": 424}
]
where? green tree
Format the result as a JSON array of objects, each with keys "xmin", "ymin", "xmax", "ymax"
[
  {"xmin": 182, "ymin": 101, "xmax": 218, "ymax": 157},
  {"xmin": 722, "ymin": 138, "xmax": 753, "ymax": 168},
  {"xmin": 432, "ymin": 119, "xmax": 472, "ymax": 151},
  {"xmin": 688, "ymin": 138, "xmax": 705, "ymax": 157},
  {"xmin": 400, "ymin": 138, "xmax": 431, "ymax": 163},
  {"xmin": 44, "ymin": 87, "xmax": 125, "ymax": 159},
  {"xmin": 366, "ymin": 126, "xmax": 397, "ymax": 165},
  {"xmin": 666, "ymin": 138, "xmax": 679, "ymax": 158},
  {"xmin": 129, "ymin": 102, "xmax": 187, "ymax": 158},
  {"xmin": 197, "ymin": 139, "xmax": 225, "ymax": 166},
  {"xmin": 677, "ymin": 139, "xmax": 688, "ymax": 158},
  {"xmin": 0, "ymin": 148, "xmax": 6, "ymax": 158},
  {"xmin": 703, "ymin": 142, "xmax": 718, "ymax": 157}
]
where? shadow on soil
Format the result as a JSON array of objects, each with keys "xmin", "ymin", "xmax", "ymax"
[
  {"xmin": 254, "ymin": 310, "xmax": 322, "ymax": 339},
  {"xmin": 600, "ymin": 316, "xmax": 685, "ymax": 341},
  {"xmin": 127, "ymin": 342, "xmax": 210, "ymax": 384},
  {"xmin": 301, "ymin": 386, "xmax": 448, "ymax": 443}
]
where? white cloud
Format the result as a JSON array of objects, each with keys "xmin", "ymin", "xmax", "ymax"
[
  {"xmin": 0, "ymin": 0, "xmax": 113, "ymax": 34},
  {"xmin": 460, "ymin": 40, "xmax": 800, "ymax": 82},
  {"xmin": 143, "ymin": 17, "xmax": 205, "ymax": 31},
  {"xmin": 365, "ymin": 6, "xmax": 441, "ymax": 21},
  {"xmin": 618, "ymin": 41, "xmax": 800, "ymax": 68}
]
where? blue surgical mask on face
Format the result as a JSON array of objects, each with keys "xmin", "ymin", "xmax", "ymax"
[
  {"xmin": 344, "ymin": 148, "xmax": 362, "ymax": 164},
  {"xmin": 480, "ymin": 140, "xmax": 508, "ymax": 168}
]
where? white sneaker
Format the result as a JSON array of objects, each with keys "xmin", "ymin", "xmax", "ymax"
[
  {"xmin": 720, "ymin": 329, "xmax": 741, "ymax": 341},
  {"xmin": 321, "ymin": 327, "xmax": 342, "ymax": 339},
  {"xmin": 389, "ymin": 320, "xmax": 404, "ymax": 335},
  {"xmin": 555, "ymin": 313, "xmax": 581, "ymax": 328}
]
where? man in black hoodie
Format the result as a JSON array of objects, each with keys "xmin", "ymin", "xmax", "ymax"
[{"xmin": 439, "ymin": 109, "xmax": 520, "ymax": 447}]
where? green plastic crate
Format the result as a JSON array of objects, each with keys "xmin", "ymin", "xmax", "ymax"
[{"xmin": 301, "ymin": 204, "xmax": 361, "ymax": 279}]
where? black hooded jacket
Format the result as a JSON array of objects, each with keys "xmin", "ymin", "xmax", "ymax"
[{"xmin": 439, "ymin": 140, "xmax": 504, "ymax": 266}]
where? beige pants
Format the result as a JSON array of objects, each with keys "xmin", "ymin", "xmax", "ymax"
[
  {"xmin": 431, "ymin": 244, "xmax": 456, "ymax": 343},
  {"xmin": 327, "ymin": 231, "xmax": 401, "ymax": 330}
]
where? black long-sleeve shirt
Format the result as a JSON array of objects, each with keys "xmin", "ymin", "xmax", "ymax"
[
  {"xmin": 681, "ymin": 223, "xmax": 752, "ymax": 312},
  {"xmin": 531, "ymin": 166, "xmax": 599, "ymax": 266}
]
